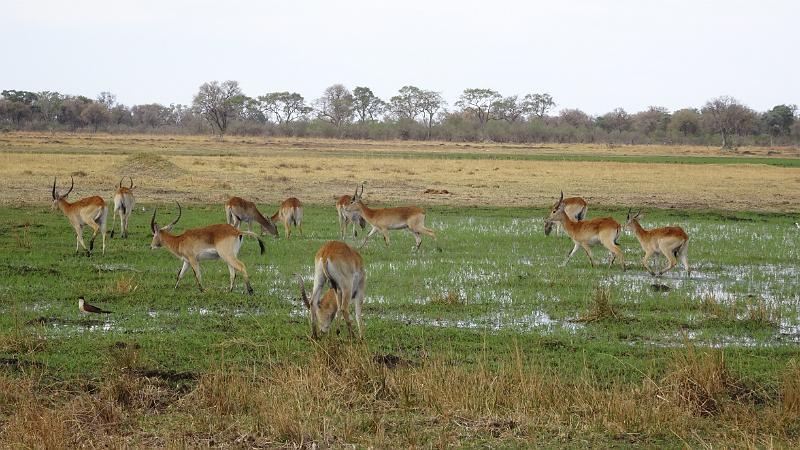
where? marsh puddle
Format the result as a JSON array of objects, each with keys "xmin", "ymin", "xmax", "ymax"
[{"xmin": 380, "ymin": 309, "xmax": 582, "ymax": 333}]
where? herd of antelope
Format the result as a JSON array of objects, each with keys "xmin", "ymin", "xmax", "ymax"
[{"xmin": 51, "ymin": 177, "xmax": 690, "ymax": 339}]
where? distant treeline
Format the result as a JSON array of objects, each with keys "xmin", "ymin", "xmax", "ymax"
[{"xmin": 1, "ymin": 82, "xmax": 797, "ymax": 148}]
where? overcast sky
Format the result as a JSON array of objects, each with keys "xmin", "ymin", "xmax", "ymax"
[{"xmin": 2, "ymin": 0, "xmax": 797, "ymax": 115}]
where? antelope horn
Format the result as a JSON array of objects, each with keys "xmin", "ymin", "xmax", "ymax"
[
  {"xmin": 64, "ymin": 176, "xmax": 74, "ymax": 197},
  {"xmin": 558, "ymin": 190, "xmax": 564, "ymax": 204},
  {"xmin": 294, "ymin": 273, "xmax": 310, "ymax": 309},
  {"xmin": 150, "ymin": 208, "xmax": 158, "ymax": 234},
  {"xmin": 52, "ymin": 177, "xmax": 57, "ymax": 200},
  {"xmin": 119, "ymin": 177, "xmax": 124, "ymax": 188},
  {"xmin": 359, "ymin": 183, "xmax": 365, "ymax": 197},
  {"xmin": 167, "ymin": 201, "xmax": 182, "ymax": 228},
  {"xmin": 129, "ymin": 176, "xmax": 134, "ymax": 189},
  {"xmin": 353, "ymin": 184, "xmax": 359, "ymax": 198},
  {"xmin": 627, "ymin": 207, "xmax": 632, "ymax": 220}
]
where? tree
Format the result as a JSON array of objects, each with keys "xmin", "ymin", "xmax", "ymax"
[
  {"xmin": 352, "ymin": 87, "xmax": 385, "ymax": 123},
  {"xmin": 632, "ymin": 106, "xmax": 670, "ymax": 136},
  {"xmin": 763, "ymin": 104, "xmax": 796, "ymax": 145},
  {"xmin": 97, "ymin": 92, "xmax": 117, "ymax": 110},
  {"xmin": 110, "ymin": 104, "xmax": 133, "ymax": 126},
  {"xmin": 59, "ymin": 96, "xmax": 92, "ymax": 130},
  {"xmin": 417, "ymin": 90, "xmax": 445, "ymax": 139},
  {"xmin": 522, "ymin": 93, "xmax": 555, "ymax": 118},
  {"xmin": 1, "ymin": 90, "xmax": 37, "ymax": 126},
  {"xmin": 389, "ymin": 86, "xmax": 423, "ymax": 120},
  {"xmin": 701, "ymin": 96, "xmax": 758, "ymax": 149},
  {"xmin": 258, "ymin": 92, "xmax": 311, "ymax": 124},
  {"xmin": 494, "ymin": 96, "xmax": 526, "ymax": 123},
  {"xmin": 558, "ymin": 108, "xmax": 592, "ymax": 128},
  {"xmin": 315, "ymin": 84, "xmax": 354, "ymax": 128},
  {"xmin": 668, "ymin": 108, "xmax": 701, "ymax": 137},
  {"xmin": 192, "ymin": 80, "xmax": 245, "ymax": 137},
  {"xmin": 597, "ymin": 108, "xmax": 631, "ymax": 133},
  {"xmin": 34, "ymin": 91, "xmax": 63, "ymax": 131},
  {"xmin": 81, "ymin": 102, "xmax": 110, "ymax": 132},
  {"xmin": 455, "ymin": 88, "xmax": 502, "ymax": 126},
  {"xmin": 132, "ymin": 103, "xmax": 170, "ymax": 128}
]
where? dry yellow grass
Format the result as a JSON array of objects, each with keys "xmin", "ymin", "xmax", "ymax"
[
  {"xmin": 1, "ymin": 132, "xmax": 798, "ymax": 211},
  {"xmin": 1, "ymin": 343, "xmax": 798, "ymax": 447}
]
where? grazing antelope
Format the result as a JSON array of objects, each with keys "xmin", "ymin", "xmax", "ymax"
[
  {"xmin": 297, "ymin": 241, "xmax": 365, "ymax": 339},
  {"xmin": 294, "ymin": 273, "xmax": 339, "ymax": 336},
  {"xmin": 271, "ymin": 198, "xmax": 303, "ymax": 238},
  {"xmin": 51, "ymin": 176, "xmax": 107, "ymax": 255},
  {"xmin": 624, "ymin": 209, "xmax": 689, "ymax": 276},
  {"xmin": 110, "ymin": 176, "xmax": 136, "ymax": 238},
  {"xmin": 545, "ymin": 191, "xmax": 624, "ymax": 270},
  {"xmin": 345, "ymin": 184, "xmax": 437, "ymax": 250},
  {"xmin": 544, "ymin": 196, "xmax": 587, "ymax": 237},
  {"xmin": 150, "ymin": 202, "xmax": 265, "ymax": 295},
  {"xmin": 224, "ymin": 196, "xmax": 278, "ymax": 237},
  {"xmin": 336, "ymin": 194, "xmax": 367, "ymax": 240}
]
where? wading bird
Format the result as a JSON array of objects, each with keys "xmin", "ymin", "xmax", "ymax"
[{"xmin": 78, "ymin": 296, "xmax": 112, "ymax": 314}]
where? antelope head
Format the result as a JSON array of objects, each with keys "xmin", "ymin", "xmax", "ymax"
[
  {"xmin": 345, "ymin": 183, "xmax": 365, "ymax": 212},
  {"xmin": 119, "ymin": 176, "xmax": 135, "ymax": 190},
  {"xmin": 624, "ymin": 208, "xmax": 643, "ymax": 230},
  {"xmin": 150, "ymin": 202, "xmax": 182, "ymax": 249},
  {"xmin": 51, "ymin": 176, "xmax": 74, "ymax": 209},
  {"xmin": 544, "ymin": 190, "xmax": 566, "ymax": 230}
]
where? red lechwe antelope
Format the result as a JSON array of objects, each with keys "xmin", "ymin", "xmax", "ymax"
[
  {"xmin": 545, "ymin": 191, "xmax": 625, "ymax": 270},
  {"xmin": 51, "ymin": 176, "xmax": 107, "ymax": 255},
  {"xmin": 224, "ymin": 196, "xmax": 278, "ymax": 237},
  {"xmin": 544, "ymin": 195, "xmax": 587, "ymax": 237},
  {"xmin": 294, "ymin": 273, "xmax": 339, "ymax": 337},
  {"xmin": 346, "ymin": 184, "xmax": 437, "ymax": 250},
  {"xmin": 271, "ymin": 198, "xmax": 303, "ymax": 238},
  {"xmin": 336, "ymin": 194, "xmax": 366, "ymax": 240},
  {"xmin": 150, "ymin": 202, "xmax": 265, "ymax": 295},
  {"xmin": 110, "ymin": 176, "xmax": 136, "ymax": 238},
  {"xmin": 297, "ymin": 241, "xmax": 365, "ymax": 339},
  {"xmin": 624, "ymin": 209, "xmax": 689, "ymax": 276}
]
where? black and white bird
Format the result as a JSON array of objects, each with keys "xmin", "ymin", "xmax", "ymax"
[{"xmin": 78, "ymin": 296, "xmax": 112, "ymax": 314}]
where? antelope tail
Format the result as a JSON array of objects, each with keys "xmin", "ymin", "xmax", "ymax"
[
  {"xmin": 241, "ymin": 231, "xmax": 266, "ymax": 255},
  {"xmin": 294, "ymin": 273, "xmax": 310, "ymax": 308}
]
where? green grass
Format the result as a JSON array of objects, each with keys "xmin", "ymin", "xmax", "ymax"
[{"xmin": 1, "ymin": 203, "xmax": 798, "ymax": 385}]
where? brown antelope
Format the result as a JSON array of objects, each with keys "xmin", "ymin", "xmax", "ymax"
[
  {"xmin": 298, "ymin": 241, "xmax": 366, "ymax": 339},
  {"xmin": 544, "ymin": 196, "xmax": 587, "ymax": 237},
  {"xmin": 624, "ymin": 209, "xmax": 689, "ymax": 276},
  {"xmin": 545, "ymin": 191, "xmax": 624, "ymax": 270},
  {"xmin": 271, "ymin": 198, "xmax": 303, "ymax": 238},
  {"xmin": 150, "ymin": 202, "xmax": 265, "ymax": 295},
  {"xmin": 336, "ymin": 194, "xmax": 366, "ymax": 240},
  {"xmin": 51, "ymin": 176, "xmax": 107, "ymax": 255},
  {"xmin": 294, "ymin": 273, "xmax": 339, "ymax": 336},
  {"xmin": 345, "ymin": 184, "xmax": 437, "ymax": 250},
  {"xmin": 110, "ymin": 176, "xmax": 136, "ymax": 238},
  {"xmin": 224, "ymin": 196, "xmax": 278, "ymax": 237}
]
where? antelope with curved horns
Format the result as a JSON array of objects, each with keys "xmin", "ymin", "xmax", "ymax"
[
  {"xmin": 544, "ymin": 195, "xmax": 587, "ymax": 237},
  {"xmin": 545, "ymin": 191, "xmax": 625, "ymax": 270},
  {"xmin": 225, "ymin": 196, "xmax": 278, "ymax": 237},
  {"xmin": 150, "ymin": 202, "xmax": 265, "ymax": 295},
  {"xmin": 624, "ymin": 209, "xmax": 689, "ymax": 276},
  {"xmin": 336, "ymin": 194, "xmax": 366, "ymax": 240},
  {"xmin": 294, "ymin": 273, "xmax": 339, "ymax": 336},
  {"xmin": 345, "ymin": 184, "xmax": 437, "ymax": 250},
  {"xmin": 52, "ymin": 176, "xmax": 107, "ymax": 255},
  {"xmin": 297, "ymin": 241, "xmax": 365, "ymax": 339},
  {"xmin": 271, "ymin": 198, "xmax": 303, "ymax": 238},
  {"xmin": 110, "ymin": 176, "xmax": 136, "ymax": 238}
]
